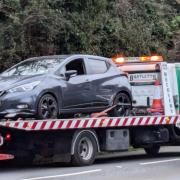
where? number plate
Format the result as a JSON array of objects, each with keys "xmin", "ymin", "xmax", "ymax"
[{"xmin": 129, "ymin": 73, "xmax": 159, "ymax": 83}]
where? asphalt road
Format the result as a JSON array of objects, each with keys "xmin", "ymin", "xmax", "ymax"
[{"xmin": 0, "ymin": 146, "xmax": 180, "ymax": 180}]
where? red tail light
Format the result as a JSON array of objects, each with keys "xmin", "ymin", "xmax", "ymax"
[{"xmin": 5, "ymin": 133, "xmax": 12, "ymax": 141}]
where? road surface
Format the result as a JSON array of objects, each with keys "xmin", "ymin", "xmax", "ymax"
[{"xmin": 0, "ymin": 146, "xmax": 180, "ymax": 180}]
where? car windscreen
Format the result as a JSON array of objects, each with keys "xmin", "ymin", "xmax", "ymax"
[{"xmin": 1, "ymin": 58, "xmax": 65, "ymax": 77}]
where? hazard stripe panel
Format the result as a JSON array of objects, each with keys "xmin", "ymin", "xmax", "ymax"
[{"xmin": 0, "ymin": 116, "xmax": 179, "ymax": 131}]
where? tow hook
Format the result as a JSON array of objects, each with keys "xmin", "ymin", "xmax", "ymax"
[{"xmin": 0, "ymin": 134, "xmax": 4, "ymax": 147}]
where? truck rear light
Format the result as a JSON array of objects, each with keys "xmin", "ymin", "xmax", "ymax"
[
  {"xmin": 5, "ymin": 133, "xmax": 11, "ymax": 141},
  {"xmin": 0, "ymin": 154, "xmax": 14, "ymax": 161}
]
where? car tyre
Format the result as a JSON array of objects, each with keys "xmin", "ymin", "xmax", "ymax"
[
  {"xmin": 110, "ymin": 92, "xmax": 132, "ymax": 117},
  {"xmin": 37, "ymin": 94, "xmax": 58, "ymax": 119}
]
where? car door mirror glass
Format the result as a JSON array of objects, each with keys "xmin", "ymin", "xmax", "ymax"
[{"xmin": 65, "ymin": 70, "xmax": 77, "ymax": 80}]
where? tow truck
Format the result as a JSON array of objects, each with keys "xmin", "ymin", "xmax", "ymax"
[{"xmin": 0, "ymin": 56, "xmax": 179, "ymax": 166}]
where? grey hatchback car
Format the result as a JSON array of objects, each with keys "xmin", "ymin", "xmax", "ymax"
[{"xmin": 0, "ymin": 55, "xmax": 132, "ymax": 119}]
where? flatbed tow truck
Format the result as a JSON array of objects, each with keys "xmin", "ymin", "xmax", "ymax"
[{"xmin": 0, "ymin": 56, "xmax": 179, "ymax": 166}]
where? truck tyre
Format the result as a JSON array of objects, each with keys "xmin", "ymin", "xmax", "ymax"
[
  {"xmin": 144, "ymin": 145, "xmax": 160, "ymax": 157},
  {"xmin": 71, "ymin": 131, "xmax": 98, "ymax": 166}
]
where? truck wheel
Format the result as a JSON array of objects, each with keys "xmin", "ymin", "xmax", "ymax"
[
  {"xmin": 72, "ymin": 131, "xmax": 98, "ymax": 166},
  {"xmin": 110, "ymin": 92, "xmax": 132, "ymax": 117},
  {"xmin": 144, "ymin": 145, "xmax": 160, "ymax": 157},
  {"xmin": 38, "ymin": 94, "xmax": 58, "ymax": 119}
]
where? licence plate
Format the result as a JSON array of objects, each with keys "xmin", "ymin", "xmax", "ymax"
[{"xmin": 128, "ymin": 73, "xmax": 159, "ymax": 83}]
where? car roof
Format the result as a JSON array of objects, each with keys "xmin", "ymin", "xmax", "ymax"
[
  {"xmin": 25, "ymin": 54, "xmax": 110, "ymax": 61},
  {"xmin": 25, "ymin": 55, "xmax": 71, "ymax": 61}
]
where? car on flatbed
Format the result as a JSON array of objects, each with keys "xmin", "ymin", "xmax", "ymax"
[{"xmin": 0, "ymin": 54, "xmax": 132, "ymax": 119}]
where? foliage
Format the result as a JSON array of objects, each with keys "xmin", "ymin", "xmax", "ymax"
[{"xmin": 0, "ymin": 0, "xmax": 179, "ymax": 70}]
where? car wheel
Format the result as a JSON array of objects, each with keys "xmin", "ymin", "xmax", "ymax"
[
  {"xmin": 110, "ymin": 92, "xmax": 132, "ymax": 117},
  {"xmin": 38, "ymin": 94, "xmax": 58, "ymax": 119},
  {"xmin": 72, "ymin": 131, "xmax": 98, "ymax": 166},
  {"xmin": 144, "ymin": 145, "xmax": 160, "ymax": 157}
]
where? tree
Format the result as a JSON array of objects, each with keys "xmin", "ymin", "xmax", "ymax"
[{"xmin": 0, "ymin": 0, "xmax": 179, "ymax": 71}]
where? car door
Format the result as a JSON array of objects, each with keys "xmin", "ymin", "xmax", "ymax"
[
  {"xmin": 85, "ymin": 57, "xmax": 116, "ymax": 107},
  {"xmin": 61, "ymin": 58, "xmax": 93, "ymax": 110}
]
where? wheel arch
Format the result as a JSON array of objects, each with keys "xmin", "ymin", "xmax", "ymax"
[
  {"xmin": 118, "ymin": 90, "xmax": 132, "ymax": 102},
  {"xmin": 115, "ymin": 87, "xmax": 133, "ymax": 104},
  {"xmin": 42, "ymin": 92, "xmax": 58, "ymax": 103}
]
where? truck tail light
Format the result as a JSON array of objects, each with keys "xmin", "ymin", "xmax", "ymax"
[{"xmin": 5, "ymin": 133, "xmax": 12, "ymax": 141}]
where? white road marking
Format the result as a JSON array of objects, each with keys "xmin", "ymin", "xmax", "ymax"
[
  {"xmin": 22, "ymin": 169, "xmax": 102, "ymax": 180},
  {"xmin": 140, "ymin": 158, "xmax": 180, "ymax": 165},
  {"xmin": 116, "ymin": 166, "xmax": 122, "ymax": 168}
]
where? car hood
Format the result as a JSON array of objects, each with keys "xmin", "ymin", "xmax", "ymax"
[{"xmin": 0, "ymin": 75, "xmax": 46, "ymax": 91}]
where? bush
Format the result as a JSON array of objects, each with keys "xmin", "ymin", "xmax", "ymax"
[{"xmin": 0, "ymin": 0, "xmax": 179, "ymax": 71}]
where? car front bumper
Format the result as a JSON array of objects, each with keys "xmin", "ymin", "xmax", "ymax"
[
  {"xmin": 0, "ymin": 91, "xmax": 37, "ymax": 119},
  {"xmin": 0, "ymin": 109, "xmax": 36, "ymax": 118}
]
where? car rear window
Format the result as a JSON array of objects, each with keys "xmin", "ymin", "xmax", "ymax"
[{"xmin": 87, "ymin": 59, "xmax": 108, "ymax": 74}]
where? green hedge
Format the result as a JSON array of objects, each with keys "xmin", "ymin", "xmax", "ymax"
[{"xmin": 0, "ymin": 0, "xmax": 179, "ymax": 71}]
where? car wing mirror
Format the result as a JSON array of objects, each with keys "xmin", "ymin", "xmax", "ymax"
[{"xmin": 65, "ymin": 70, "xmax": 77, "ymax": 81}]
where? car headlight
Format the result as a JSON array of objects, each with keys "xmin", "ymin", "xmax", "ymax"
[{"xmin": 8, "ymin": 81, "xmax": 41, "ymax": 93}]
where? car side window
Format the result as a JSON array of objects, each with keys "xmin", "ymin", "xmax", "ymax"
[
  {"xmin": 87, "ymin": 59, "xmax": 108, "ymax": 74},
  {"xmin": 65, "ymin": 58, "xmax": 86, "ymax": 75}
]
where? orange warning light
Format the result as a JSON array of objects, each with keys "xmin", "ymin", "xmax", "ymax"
[{"xmin": 112, "ymin": 55, "xmax": 163, "ymax": 64}]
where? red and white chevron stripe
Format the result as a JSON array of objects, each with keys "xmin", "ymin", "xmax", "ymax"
[{"xmin": 0, "ymin": 116, "xmax": 179, "ymax": 131}]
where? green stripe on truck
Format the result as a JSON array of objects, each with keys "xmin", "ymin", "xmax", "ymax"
[{"xmin": 175, "ymin": 63, "xmax": 180, "ymax": 113}]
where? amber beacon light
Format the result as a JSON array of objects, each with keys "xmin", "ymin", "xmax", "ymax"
[{"xmin": 112, "ymin": 55, "xmax": 163, "ymax": 64}]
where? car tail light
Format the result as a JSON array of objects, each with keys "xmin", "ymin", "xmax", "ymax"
[{"xmin": 122, "ymin": 72, "xmax": 129, "ymax": 78}]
